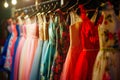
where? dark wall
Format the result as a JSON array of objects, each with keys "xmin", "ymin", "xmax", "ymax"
[{"xmin": 0, "ymin": 1, "xmax": 11, "ymax": 46}]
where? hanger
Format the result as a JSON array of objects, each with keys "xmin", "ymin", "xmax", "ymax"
[
  {"xmin": 47, "ymin": 2, "xmax": 58, "ymax": 14},
  {"xmin": 65, "ymin": 0, "xmax": 79, "ymax": 13},
  {"xmin": 39, "ymin": 3, "xmax": 51, "ymax": 15},
  {"xmin": 60, "ymin": 0, "xmax": 77, "ymax": 12}
]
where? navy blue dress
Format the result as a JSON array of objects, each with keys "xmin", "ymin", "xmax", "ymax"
[{"xmin": 0, "ymin": 33, "xmax": 12, "ymax": 67}]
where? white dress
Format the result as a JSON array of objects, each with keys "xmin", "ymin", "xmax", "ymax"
[{"xmin": 92, "ymin": 4, "xmax": 120, "ymax": 80}]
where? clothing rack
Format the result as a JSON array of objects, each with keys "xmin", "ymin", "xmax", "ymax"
[{"xmin": 15, "ymin": 0, "xmax": 60, "ymax": 12}]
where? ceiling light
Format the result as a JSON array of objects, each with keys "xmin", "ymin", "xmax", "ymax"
[
  {"xmin": 4, "ymin": 1, "xmax": 9, "ymax": 8},
  {"xmin": 12, "ymin": 0, "xmax": 17, "ymax": 5}
]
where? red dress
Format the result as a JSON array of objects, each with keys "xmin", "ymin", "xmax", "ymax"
[{"xmin": 73, "ymin": 5, "xmax": 99, "ymax": 80}]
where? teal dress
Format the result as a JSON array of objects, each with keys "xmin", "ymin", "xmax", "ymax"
[{"xmin": 40, "ymin": 16, "xmax": 57, "ymax": 80}]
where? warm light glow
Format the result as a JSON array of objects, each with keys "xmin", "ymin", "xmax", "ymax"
[
  {"xmin": 4, "ymin": 1, "xmax": 9, "ymax": 8},
  {"xmin": 12, "ymin": 0, "xmax": 17, "ymax": 5}
]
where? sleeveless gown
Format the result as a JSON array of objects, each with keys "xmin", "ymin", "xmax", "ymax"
[
  {"xmin": 30, "ymin": 14, "xmax": 44, "ymax": 80},
  {"xmin": 40, "ymin": 14, "xmax": 49, "ymax": 80},
  {"xmin": 10, "ymin": 24, "xmax": 21, "ymax": 80},
  {"xmin": 73, "ymin": 5, "xmax": 99, "ymax": 80},
  {"xmin": 14, "ymin": 24, "xmax": 26, "ymax": 80},
  {"xmin": 0, "ymin": 25, "xmax": 12, "ymax": 67},
  {"xmin": 40, "ymin": 15, "xmax": 57, "ymax": 80},
  {"xmin": 19, "ymin": 17, "xmax": 39, "ymax": 80},
  {"xmin": 92, "ymin": 3, "xmax": 120, "ymax": 80},
  {"xmin": 60, "ymin": 11, "xmax": 82, "ymax": 80},
  {"xmin": 4, "ymin": 23, "xmax": 17, "ymax": 71},
  {"xmin": 50, "ymin": 13, "xmax": 70, "ymax": 80}
]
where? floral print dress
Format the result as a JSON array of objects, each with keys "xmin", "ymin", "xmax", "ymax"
[
  {"xmin": 92, "ymin": 3, "xmax": 120, "ymax": 80},
  {"xmin": 50, "ymin": 13, "xmax": 70, "ymax": 80}
]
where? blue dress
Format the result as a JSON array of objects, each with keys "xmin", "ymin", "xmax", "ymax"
[
  {"xmin": 40, "ymin": 40, "xmax": 48, "ymax": 80},
  {"xmin": 0, "ymin": 33, "xmax": 12, "ymax": 67},
  {"xmin": 10, "ymin": 24, "xmax": 21, "ymax": 80},
  {"xmin": 40, "ymin": 16, "xmax": 57, "ymax": 80}
]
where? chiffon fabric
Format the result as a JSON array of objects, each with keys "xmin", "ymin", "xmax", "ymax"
[
  {"xmin": 73, "ymin": 5, "xmax": 99, "ymax": 80},
  {"xmin": 40, "ymin": 15, "xmax": 57, "ymax": 80},
  {"xmin": 18, "ymin": 17, "xmax": 38, "ymax": 80},
  {"xmin": 60, "ymin": 11, "xmax": 82, "ymax": 80},
  {"xmin": 10, "ymin": 24, "xmax": 21, "ymax": 80},
  {"xmin": 92, "ymin": 3, "xmax": 120, "ymax": 80},
  {"xmin": 39, "ymin": 14, "xmax": 49, "ymax": 79},
  {"xmin": 50, "ymin": 13, "xmax": 70, "ymax": 80},
  {"xmin": 4, "ymin": 23, "xmax": 17, "ymax": 71},
  {"xmin": 30, "ymin": 14, "xmax": 44, "ymax": 80},
  {"xmin": 13, "ymin": 24, "xmax": 26, "ymax": 80}
]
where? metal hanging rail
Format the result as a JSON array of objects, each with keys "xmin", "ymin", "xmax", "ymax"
[{"xmin": 15, "ymin": 0, "xmax": 60, "ymax": 12}]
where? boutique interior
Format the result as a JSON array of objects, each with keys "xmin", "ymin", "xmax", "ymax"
[{"xmin": 0, "ymin": 0, "xmax": 120, "ymax": 80}]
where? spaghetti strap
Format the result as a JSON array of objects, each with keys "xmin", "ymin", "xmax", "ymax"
[
  {"xmin": 25, "ymin": 15, "xmax": 31, "ymax": 24},
  {"xmin": 70, "ymin": 10, "xmax": 82, "ymax": 26},
  {"xmin": 90, "ymin": 9, "xmax": 98, "ymax": 23}
]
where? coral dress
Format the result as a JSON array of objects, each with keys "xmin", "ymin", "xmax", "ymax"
[
  {"xmin": 10, "ymin": 24, "xmax": 21, "ymax": 80},
  {"xmin": 60, "ymin": 10, "xmax": 82, "ymax": 80},
  {"xmin": 73, "ymin": 5, "xmax": 99, "ymax": 80},
  {"xmin": 92, "ymin": 3, "xmax": 120, "ymax": 80},
  {"xmin": 4, "ymin": 23, "xmax": 17, "ymax": 71},
  {"xmin": 19, "ymin": 17, "xmax": 38, "ymax": 80},
  {"xmin": 14, "ymin": 24, "xmax": 26, "ymax": 80}
]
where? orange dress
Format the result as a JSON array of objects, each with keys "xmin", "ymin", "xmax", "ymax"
[{"xmin": 60, "ymin": 11, "xmax": 82, "ymax": 80}]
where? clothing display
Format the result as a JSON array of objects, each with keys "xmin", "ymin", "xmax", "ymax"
[
  {"xmin": 0, "ymin": 25, "xmax": 12, "ymax": 67},
  {"xmin": 40, "ymin": 15, "xmax": 57, "ymax": 80},
  {"xmin": 60, "ymin": 10, "xmax": 82, "ymax": 80},
  {"xmin": 50, "ymin": 13, "xmax": 70, "ymax": 80},
  {"xmin": 18, "ymin": 17, "xmax": 38, "ymax": 80},
  {"xmin": 40, "ymin": 14, "xmax": 49, "ymax": 79},
  {"xmin": 92, "ymin": 3, "xmax": 120, "ymax": 80},
  {"xmin": 73, "ymin": 5, "xmax": 100, "ymax": 80},
  {"xmin": 30, "ymin": 14, "xmax": 44, "ymax": 80},
  {"xmin": 4, "ymin": 23, "xmax": 17, "ymax": 71},
  {"xmin": 0, "ymin": 1, "xmax": 120, "ymax": 80},
  {"xmin": 14, "ymin": 24, "xmax": 26, "ymax": 80},
  {"xmin": 10, "ymin": 24, "xmax": 21, "ymax": 80}
]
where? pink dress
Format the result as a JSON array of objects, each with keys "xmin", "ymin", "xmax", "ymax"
[
  {"xmin": 60, "ymin": 11, "xmax": 82, "ymax": 80},
  {"xmin": 4, "ymin": 23, "xmax": 17, "ymax": 71},
  {"xmin": 14, "ymin": 24, "xmax": 26, "ymax": 80},
  {"xmin": 19, "ymin": 18, "xmax": 39, "ymax": 80}
]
